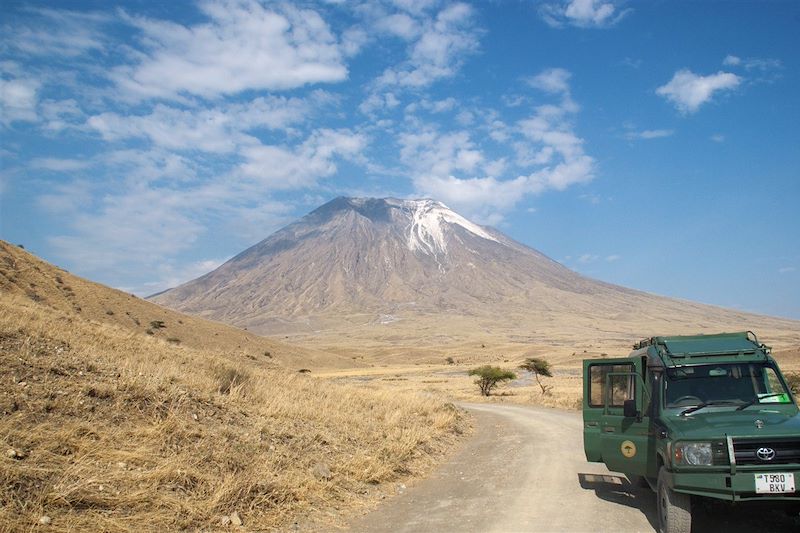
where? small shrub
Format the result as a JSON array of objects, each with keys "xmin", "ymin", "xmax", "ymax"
[
  {"xmin": 445, "ymin": 356, "xmax": 455, "ymax": 365},
  {"xmin": 264, "ymin": 351, "xmax": 272, "ymax": 358},
  {"xmin": 166, "ymin": 337, "xmax": 180, "ymax": 344},
  {"xmin": 298, "ymin": 369, "xmax": 311, "ymax": 374},
  {"xmin": 149, "ymin": 320, "xmax": 166, "ymax": 330},
  {"xmin": 145, "ymin": 329, "xmax": 154, "ymax": 335},
  {"xmin": 468, "ymin": 365, "xmax": 516, "ymax": 396},
  {"xmin": 216, "ymin": 366, "xmax": 250, "ymax": 395},
  {"xmin": 106, "ymin": 310, "xmax": 115, "ymax": 316}
]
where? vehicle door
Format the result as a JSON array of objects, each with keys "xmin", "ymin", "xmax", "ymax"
[{"xmin": 583, "ymin": 358, "xmax": 652, "ymax": 476}]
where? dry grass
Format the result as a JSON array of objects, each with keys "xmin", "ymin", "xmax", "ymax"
[
  {"xmin": 0, "ymin": 241, "xmax": 352, "ymax": 371},
  {"xmin": 0, "ymin": 295, "xmax": 464, "ymax": 532}
]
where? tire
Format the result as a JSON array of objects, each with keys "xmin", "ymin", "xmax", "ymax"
[{"xmin": 657, "ymin": 467, "xmax": 691, "ymax": 533}]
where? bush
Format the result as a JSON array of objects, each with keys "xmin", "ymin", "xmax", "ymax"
[
  {"xmin": 166, "ymin": 337, "xmax": 181, "ymax": 344},
  {"xmin": 468, "ymin": 365, "xmax": 516, "ymax": 396},
  {"xmin": 445, "ymin": 356, "xmax": 455, "ymax": 365},
  {"xmin": 149, "ymin": 320, "xmax": 166, "ymax": 330}
]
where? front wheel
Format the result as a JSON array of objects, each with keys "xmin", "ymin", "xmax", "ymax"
[{"xmin": 657, "ymin": 467, "xmax": 691, "ymax": 533}]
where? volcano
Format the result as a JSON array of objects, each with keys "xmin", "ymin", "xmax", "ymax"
[{"xmin": 149, "ymin": 197, "xmax": 799, "ymax": 352}]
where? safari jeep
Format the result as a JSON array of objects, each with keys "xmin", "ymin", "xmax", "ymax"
[{"xmin": 583, "ymin": 332, "xmax": 800, "ymax": 533}]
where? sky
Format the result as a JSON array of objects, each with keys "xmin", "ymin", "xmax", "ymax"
[{"xmin": 1, "ymin": 0, "xmax": 799, "ymax": 319}]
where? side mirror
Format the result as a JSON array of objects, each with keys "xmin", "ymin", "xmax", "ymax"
[{"xmin": 623, "ymin": 399, "xmax": 639, "ymax": 418}]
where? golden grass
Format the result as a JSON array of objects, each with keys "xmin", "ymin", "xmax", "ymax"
[
  {"xmin": 0, "ymin": 295, "xmax": 464, "ymax": 532},
  {"xmin": 0, "ymin": 241, "xmax": 352, "ymax": 371}
]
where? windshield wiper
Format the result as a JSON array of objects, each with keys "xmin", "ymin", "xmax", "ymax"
[
  {"xmin": 736, "ymin": 393, "xmax": 786, "ymax": 411},
  {"xmin": 679, "ymin": 401, "xmax": 741, "ymax": 416}
]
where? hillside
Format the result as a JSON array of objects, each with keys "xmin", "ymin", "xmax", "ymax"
[
  {"xmin": 151, "ymin": 197, "xmax": 800, "ymax": 361},
  {"xmin": 0, "ymin": 245, "xmax": 464, "ymax": 531},
  {"xmin": 0, "ymin": 241, "xmax": 349, "ymax": 370}
]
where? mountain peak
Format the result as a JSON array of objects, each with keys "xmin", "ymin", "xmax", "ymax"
[{"xmin": 314, "ymin": 196, "xmax": 500, "ymax": 256}]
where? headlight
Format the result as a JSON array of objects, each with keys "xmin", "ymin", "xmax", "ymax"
[{"xmin": 674, "ymin": 442, "xmax": 713, "ymax": 466}]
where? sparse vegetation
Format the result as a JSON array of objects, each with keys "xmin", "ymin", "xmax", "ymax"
[
  {"xmin": 166, "ymin": 337, "xmax": 180, "ymax": 344},
  {"xmin": 149, "ymin": 320, "xmax": 166, "ymax": 330},
  {"xmin": 0, "ymin": 293, "xmax": 463, "ymax": 531},
  {"xmin": 445, "ymin": 356, "xmax": 455, "ymax": 365},
  {"xmin": 519, "ymin": 358, "xmax": 553, "ymax": 395},
  {"xmin": 468, "ymin": 365, "xmax": 516, "ymax": 396},
  {"xmin": 215, "ymin": 364, "xmax": 250, "ymax": 394}
]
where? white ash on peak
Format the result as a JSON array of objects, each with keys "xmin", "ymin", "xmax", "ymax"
[{"xmin": 388, "ymin": 198, "xmax": 500, "ymax": 256}]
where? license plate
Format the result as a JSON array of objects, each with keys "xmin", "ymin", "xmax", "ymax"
[{"xmin": 755, "ymin": 473, "xmax": 795, "ymax": 494}]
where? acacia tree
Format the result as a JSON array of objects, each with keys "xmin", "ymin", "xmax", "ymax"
[
  {"xmin": 468, "ymin": 365, "xmax": 516, "ymax": 396},
  {"xmin": 519, "ymin": 358, "xmax": 553, "ymax": 395}
]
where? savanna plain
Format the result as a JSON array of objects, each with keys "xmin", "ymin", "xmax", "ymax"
[{"xmin": 2, "ymin": 240, "xmax": 800, "ymax": 532}]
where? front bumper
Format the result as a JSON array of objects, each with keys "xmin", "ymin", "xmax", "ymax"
[{"xmin": 666, "ymin": 467, "xmax": 800, "ymax": 502}]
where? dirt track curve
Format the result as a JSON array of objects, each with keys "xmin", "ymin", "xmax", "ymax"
[{"xmin": 346, "ymin": 403, "xmax": 798, "ymax": 533}]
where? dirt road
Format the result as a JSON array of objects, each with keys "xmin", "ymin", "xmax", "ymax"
[{"xmin": 347, "ymin": 403, "xmax": 798, "ymax": 533}]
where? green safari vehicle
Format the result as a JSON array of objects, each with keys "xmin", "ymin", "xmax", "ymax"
[{"xmin": 583, "ymin": 332, "xmax": 799, "ymax": 533}]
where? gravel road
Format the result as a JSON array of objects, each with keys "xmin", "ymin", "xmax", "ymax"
[{"xmin": 346, "ymin": 403, "xmax": 799, "ymax": 533}]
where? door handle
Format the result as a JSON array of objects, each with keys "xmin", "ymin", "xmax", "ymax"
[{"xmin": 603, "ymin": 427, "xmax": 615, "ymax": 433}]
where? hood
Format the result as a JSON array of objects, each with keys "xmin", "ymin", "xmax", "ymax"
[{"xmin": 662, "ymin": 405, "xmax": 800, "ymax": 439}]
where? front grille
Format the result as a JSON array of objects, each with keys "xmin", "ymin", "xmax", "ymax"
[{"xmin": 733, "ymin": 437, "xmax": 800, "ymax": 466}]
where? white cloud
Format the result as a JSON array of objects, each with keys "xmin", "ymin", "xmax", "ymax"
[
  {"xmin": 0, "ymin": 76, "xmax": 40, "ymax": 125},
  {"xmin": 143, "ymin": 256, "xmax": 231, "ymax": 294},
  {"xmin": 239, "ymin": 128, "xmax": 367, "ymax": 189},
  {"xmin": 710, "ymin": 133, "xmax": 725, "ymax": 143},
  {"xmin": 723, "ymin": 55, "xmax": 741, "ymax": 67},
  {"xmin": 114, "ymin": 0, "xmax": 348, "ymax": 100},
  {"xmin": 526, "ymin": 68, "xmax": 571, "ymax": 94},
  {"xmin": 540, "ymin": 0, "xmax": 629, "ymax": 28},
  {"xmin": 376, "ymin": 13, "xmax": 420, "ymax": 40},
  {"xmin": 656, "ymin": 69, "xmax": 742, "ymax": 114},
  {"xmin": 625, "ymin": 128, "xmax": 674, "ymax": 140},
  {"xmin": 376, "ymin": 2, "xmax": 478, "ymax": 88},
  {"xmin": 778, "ymin": 266, "xmax": 796, "ymax": 274},
  {"xmin": 87, "ymin": 97, "xmax": 309, "ymax": 153},
  {"xmin": 40, "ymin": 98, "xmax": 84, "ymax": 132},
  {"xmin": 4, "ymin": 7, "xmax": 109, "ymax": 57},
  {"xmin": 724, "ymin": 54, "xmax": 782, "ymax": 71},
  {"xmin": 407, "ymin": 68, "xmax": 595, "ymax": 219}
]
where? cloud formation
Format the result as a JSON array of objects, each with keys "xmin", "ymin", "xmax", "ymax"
[
  {"xmin": 656, "ymin": 69, "xmax": 741, "ymax": 114},
  {"xmin": 407, "ymin": 67, "xmax": 595, "ymax": 222},
  {"xmin": 540, "ymin": 0, "xmax": 628, "ymax": 28},
  {"xmin": 376, "ymin": 2, "xmax": 479, "ymax": 88},
  {"xmin": 114, "ymin": 0, "xmax": 348, "ymax": 100}
]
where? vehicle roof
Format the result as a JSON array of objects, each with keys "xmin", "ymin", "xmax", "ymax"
[{"xmin": 634, "ymin": 331, "xmax": 771, "ymax": 368}]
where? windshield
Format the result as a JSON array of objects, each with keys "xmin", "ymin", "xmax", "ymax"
[{"xmin": 664, "ymin": 362, "xmax": 793, "ymax": 409}]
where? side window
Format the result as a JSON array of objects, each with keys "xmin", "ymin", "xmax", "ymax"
[{"xmin": 589, "ymin": 364, "xmax": 634, "ymax": 407}]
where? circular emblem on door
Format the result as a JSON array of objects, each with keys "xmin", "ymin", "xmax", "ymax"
[
  {"xmin": 756, "ymin": 447, "xmax": 776, "ymax": 461},
  {"xmin": 621, "ymin": 440, "xmax": 637, "ymax": 458}
]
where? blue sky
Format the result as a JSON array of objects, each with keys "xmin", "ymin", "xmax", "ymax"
[{"xmin": 1, "ymin": 0, "xmax": 798, "ymax": 318}]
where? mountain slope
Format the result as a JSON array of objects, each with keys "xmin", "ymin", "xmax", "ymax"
[
  {"xmin": 0, "ymin": 243, "xmax": 462, "ymax": 531},
  {"xmin": 150, "ymin": 197, "xmax": 800, "ymax": 356},
  {"xmin": 0, "ymin": 240, "xmax": 350, "ymax": 370}
]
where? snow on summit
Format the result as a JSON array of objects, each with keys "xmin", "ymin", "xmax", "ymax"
[{"xmin": 397, "ymin": 199, "xmax": 500, "ymax": 255}]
